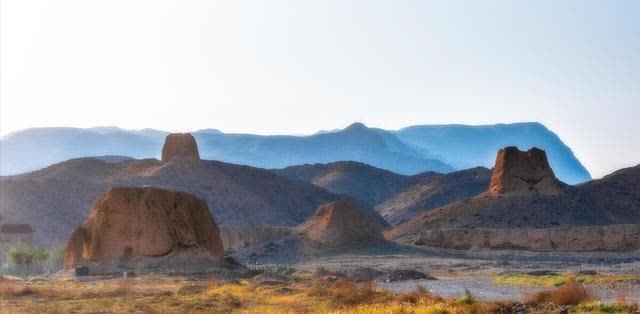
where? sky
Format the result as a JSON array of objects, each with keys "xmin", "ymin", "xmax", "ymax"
[{"xmin": 1, "ymin": 0, "xmax": 639, "ymax": 178}]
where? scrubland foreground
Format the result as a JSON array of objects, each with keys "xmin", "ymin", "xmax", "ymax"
[{"xmin": 1, "ymin": 271, "xmax": 639, "ymax": 314}]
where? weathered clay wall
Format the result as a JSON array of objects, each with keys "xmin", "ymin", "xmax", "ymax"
[
  {"xmin": 487, "ymin": 146, "xmax": 562, "ymax": 196},
  {"xmin": 64, "ymin": 187, "xmax": 223, "ymax": 269},
  {"xmin": 413, "ymin": 224, "xmax": 640, "ymax": 252}
]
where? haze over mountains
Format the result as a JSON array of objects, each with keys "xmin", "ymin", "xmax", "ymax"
[
  {"xmin": 0, "ymin": 122, "xmax": 590, "ymax": 184},
  {"xmin": 0, "ymin": 129, "xmax": 637, "ymax": 254}
]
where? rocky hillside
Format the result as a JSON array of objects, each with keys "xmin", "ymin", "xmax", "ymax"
[
  {"xmin": 275, "ymin": 161, "xmax": 491, "ymax": 225},
  {"xmin": 376, "ymin": 167, "xmax": 491, "ymax": 225},
  {"xmin": 0, "ymin": 134, "xmax": 348, "ymax": 245},
  {"xmin": 274, "ymin": 161, "xmax": 438, "ymax": 206},
  {"xmin": 386, "ymin": 147, "xmax": 640, "ymax": 251}
]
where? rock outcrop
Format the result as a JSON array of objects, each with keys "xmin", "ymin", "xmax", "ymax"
[
  {"xmin": 296, "ymin": 200, "xmax": 387, "ymax": 247},
  {"xmin": 409, "ymin": 224, "xmax": 640, "ymax": 252},
  {"xmin": 487, "ymin": 146, "xmax": 562, "ymax": 196},
  {"xmin": 161, "ymin": 133, "xmax": 200, "ymax": 162},
  {"xmin": 64, "ymin": 187, "xmax": 223, "ymax": 270}
]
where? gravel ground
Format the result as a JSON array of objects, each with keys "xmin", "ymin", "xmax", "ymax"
[
  {"xmin": 378, "ymin": 276, "xmax": 640, "ymax": 303},
  {"xmin": 378, "ymin": 276, "xmax": 547, "ymax": 301}
]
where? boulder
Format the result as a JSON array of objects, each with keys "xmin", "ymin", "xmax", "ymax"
[
  {"xmin": 487, "ymin": 146, "xmax": 562, "ymax": 196},
  {"xmin": 296, "ymin": 200, "xmax": 387, "ymax": 247},
  {"xmin": 161, "ymin": 133, "xmax": 200, "ymax": 162},
  {"xmin": 64, "ymin": 187, "xmax": 223, "ymax": 269}
]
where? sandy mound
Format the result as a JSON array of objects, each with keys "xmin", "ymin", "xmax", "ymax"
[
  {"xmin": 296, "ymin": 200, "xmax": 387, "ymax": 247},
  {"xmin": 64, "ymin": 187, "xmax": 223, "ymax": 270}
]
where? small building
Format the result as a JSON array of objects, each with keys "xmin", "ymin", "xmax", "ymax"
[{"xmin": 0, "ymin": 224, "xmax": 35, "ymax": 245}]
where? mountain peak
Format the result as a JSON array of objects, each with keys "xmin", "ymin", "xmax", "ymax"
[{"xmin": 343, "ymin": 122, "xmax": 368, "ymax": 131}]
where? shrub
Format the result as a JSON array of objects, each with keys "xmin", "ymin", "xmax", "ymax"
[
  {"xmin": 6, "ymin": 244, "xmax": 49, "ymax": 268},
  {"xmin": 0, "ymin": 282, "xmax": 35, "ymax": 297},
  {"xmin": 45, "ymin": 245, "xmax": 66, "ymax": 270},
  {"xmin": 400, "ymin": 285, "xmax": 439, "ymax": 304},
  {"xmin": 550, "ymin": 281, "xmax": 591, "ymax": 305},
  {"xmin": 311, "ymin": 279, "xmax": 390, "ymax": 306},
  {"xmin": 528, "ymin": 278, "xmax": 592, "ymax": 306},
  {"xmin": 457, "ymin": 289, "xmax": 477, "ymax": 305},
  {"xmin": 111, "ymin": 280, "xmax": 134, "ymax": 297}
]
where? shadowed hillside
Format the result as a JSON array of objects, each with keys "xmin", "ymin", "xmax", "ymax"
[
  {"xmin": 0, "ymin": 142, "xmax": 355, "ymax": 245},
  {"xmin": 274, "ymin": 161, "xmax": 438, "ymax": 206},
  {"xmin": 276, "ymin": 161, "xmax": 492, "ymax": 225}
]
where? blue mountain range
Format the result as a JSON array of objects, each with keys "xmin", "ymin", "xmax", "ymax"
[{"xmin": 0, "ymin": 122, "xmax": 591, "ymax": 184}]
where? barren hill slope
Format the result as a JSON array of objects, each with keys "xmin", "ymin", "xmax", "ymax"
[
  {"xmin": 376, "ymin": 167, "xmax": 491, "ymax": 225},
  {"xmin": 0, "ymin": 157, "xmax": 345, "ymax": 245},
  {"xmin": 275, "ymin": 162, "xmax": 492, "ymax": 225},
  {"xmin": 387, "ymin": 160, "xmax": 640, "ymax": 250},
  {"xmin": 274, "ymin": 161, "xmax": 439, "ymax": 206}
]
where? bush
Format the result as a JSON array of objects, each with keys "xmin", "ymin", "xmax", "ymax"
[
  {"xmin": 0, "ymin": 282, "xmax": 35, "ymax": 297},
  {"xmin": 550, "ymin": 281, "xmax": 591, "ymax": 305},
  {"xmin": 310, "ymin": 279, "xmax": 391, "ymax": 306},
  {"xmin": 528, "ymin": 278, "xmax": 592, "ymax": 306},
  {"xmin": 457, "ymin": 289, "xmax": 477, "ymax": 305},
  {"xmin": 45, "ymin": 245, "xmax": 65, "ymax": 270},
  {"xmin": 6, "ymin": 244, "xmax": 49, "ymax": 274},
  {"xmin": 400, "ymin": 285, "xmax": 440, "ymax": 304}
]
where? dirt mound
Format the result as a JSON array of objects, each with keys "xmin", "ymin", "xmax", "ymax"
[
  {"xmin": 296, "ymin": 200, "xmax": 387, "ymax": 246},
  {"xmin": 161, "ymin": 133, "xmax": 200, "ymax": 162},
  {"xmin": 487, "ymin": 147, "xmax": 562, "ymax": 196},
  {"xmin": 64, "ymin": 187, "xmax": 223, "ymax": 269}
]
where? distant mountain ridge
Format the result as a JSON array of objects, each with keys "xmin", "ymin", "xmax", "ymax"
[
  {"xmin": 0, "ymin": 122, "xmax": 590, "ymax": 183},
  {"xmin": 392, "ymin": 123, "xmax": 591, "ymax": 184}
]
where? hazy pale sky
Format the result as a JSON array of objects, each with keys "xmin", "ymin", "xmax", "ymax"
[{"xmin": 1, "ymin": 0, "xmax": 639, "ymax": 178}]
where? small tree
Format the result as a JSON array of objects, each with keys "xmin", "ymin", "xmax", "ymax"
[
  {"xmin": 6, "ymin": 244, "xmax": 49, "ymax": 274},
  {"xmin": 46, "ymin": 245, "xmax": 66, "ymax": 271}
]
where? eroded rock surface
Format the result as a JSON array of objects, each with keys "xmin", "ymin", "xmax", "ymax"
[
  {"xmin": 487, "ymin": 146, "xmax": 562, "ymax": 196},
  {"xmin": 161, "ymin": 133, "xmax": 200, "ymax": 162},
  {"xmin": 64, "ymin": 187, "xmax": 223, "ymax": 269},
  {"xmin": 296, "ymin": 200, "xmax": 387, "ymax": 247}
]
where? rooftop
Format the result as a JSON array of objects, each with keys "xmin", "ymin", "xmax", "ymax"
[{"xmin": 0, "ymin": 224, "xmax": 35, "ymax": 234}]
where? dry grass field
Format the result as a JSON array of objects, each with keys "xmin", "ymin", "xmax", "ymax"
[{"xmin": 1, "ymin": 271, "xmax": 639, "ymax": 314}]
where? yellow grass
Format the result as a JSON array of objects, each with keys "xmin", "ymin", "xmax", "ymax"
[
  {"xmin": 0, "ymin": 274, "xmax": 637, "ymax": 313},
  {"xmin": 495, "ymin": 273, "xmax": 640, "ymax": 287}
]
